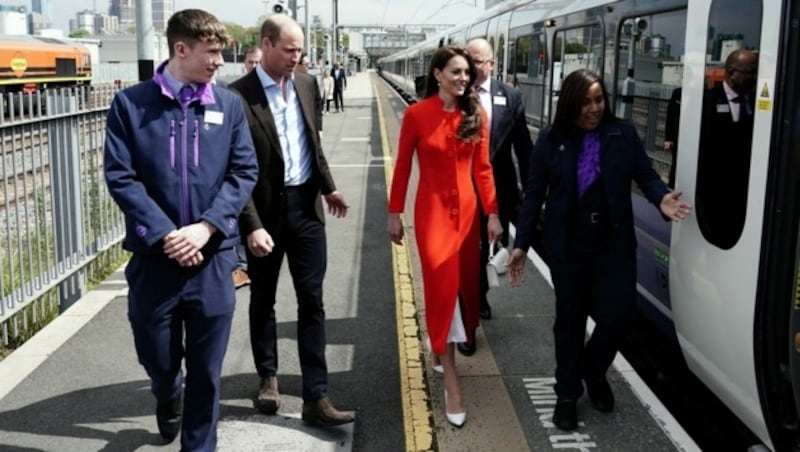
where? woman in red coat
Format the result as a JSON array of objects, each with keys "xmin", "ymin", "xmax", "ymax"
[{"xmin": 388, "ymin": 46, "xmax": 503, "ymax": 427}]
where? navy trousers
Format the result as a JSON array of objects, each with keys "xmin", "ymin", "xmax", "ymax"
[
  {"xmin": 248, "ymin": 182, "xmax": 329, "ymax": 402},
  {"xmin": 126, "ymin": 249, "xmax": 236, "ymax": 452},
  {"xmin": 548, "ymin": 248, "xmax": 636, "ymax": 399}
]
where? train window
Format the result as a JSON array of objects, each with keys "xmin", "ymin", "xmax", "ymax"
[
  {"xmin": 513, "ymin": 32, "xmax": 546, "ymax": 127},
  {"xmin": 614, "ymin": 9, "xmax": 687, "ymax": 189},
  {"xmin": 695, "ymin": 0, "xmax": 762, "ymax": 250},
  {"xmin": 549, "ymin": 24, "xmax": 603, "ymax": 123}
]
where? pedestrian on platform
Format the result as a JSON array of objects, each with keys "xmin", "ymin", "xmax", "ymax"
[
  {"xmin": 229, "ymin": 14, "xmax": 353, "ymax": 427},
  {"xmin": 332, "ymin": 60, "xmax": 346, "ymax": 112},
  {"xmin": 506, "ymin": 69, "xmax": 692, "ymax": 431},
  {"xmin": 244, "ymin": 46, "xmax": 262, "ymax": 73},
  {"xmin": 458, "ymin": 38, "xmax": 533, "ymax": 355},
  {"xmin": 388, "ymin": 45, "xmax": 503, "ymax": 428},
  {"xmin": 104, "ymin": 9, "xmax": 258, "ymax": 450},
  {"xmin": 321, "ymin": 69, "xmax": 333, "ymax": 114}
]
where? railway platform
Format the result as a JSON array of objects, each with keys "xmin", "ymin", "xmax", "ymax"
[{"xmin": 0, "ymin": 70, "xmax": 699, "ymax": 451}]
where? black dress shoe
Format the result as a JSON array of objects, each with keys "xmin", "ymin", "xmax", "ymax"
[
  {"xmin": 552, "ymin": 399, "xmax": 578, "ymax": 431},
  {"xmin": 457, "ymin": 341, "xmax": 476, "ymax": 356},
  {"xmin": 156, "ymin": 397, "xmax": 182, "ymax": 442},
  {"xmin": 479, "ymin": 303, "xmax": 492, "ymax": 320},
  {"xmin": 302, "ymin": 397, "xmax": 354, "ymax": 427},
  {"xmin": 584, "ymin": 377, "xmax": 614, "ymax": 412}
]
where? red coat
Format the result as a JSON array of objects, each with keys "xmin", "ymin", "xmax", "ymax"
[{"xmin": 389, "ymin": 96, "xmax": 498, "ymax": 354}]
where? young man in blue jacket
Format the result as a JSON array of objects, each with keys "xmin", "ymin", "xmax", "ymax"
[{"xmin": 103, "ymin": 9, "xmax": 258, "ymax": 451}]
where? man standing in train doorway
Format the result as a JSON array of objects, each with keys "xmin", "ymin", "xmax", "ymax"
[
  {"xmin": 696, "ymin": 48, "xmax": 758, "ymax": 250},
  {"xmin": 459, "ymin": 38, "xmax": 533, "ymax": 355}
]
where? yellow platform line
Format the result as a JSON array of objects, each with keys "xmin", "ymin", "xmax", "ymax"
[{"xmin": 373, "ymin": 81, "xmax": 435, "ymax": 451}]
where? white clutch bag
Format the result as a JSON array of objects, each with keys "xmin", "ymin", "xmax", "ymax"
[{"xmin": 486, "ymin": 242, "xmax": 509, "ymax": 288}]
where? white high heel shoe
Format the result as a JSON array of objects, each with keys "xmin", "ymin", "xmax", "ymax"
[
  {"xmin": 425, "ymin": 337, "xmax": 444, "ymax": 374},
  {"xmin": 444, "ymin": 390, "xmax": 466, "ymax": 428}
]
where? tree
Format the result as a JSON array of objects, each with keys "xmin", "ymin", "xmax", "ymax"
[
  {"xmin": 69, "ymin": 29, "xmax": 91, "ymax": 38},
  {"xmin": 224, "ymin": 22, "xmax": 260, "ymax": 49}
]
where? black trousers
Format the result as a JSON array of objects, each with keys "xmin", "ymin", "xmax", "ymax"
[
  {"xmin": 333, "ymin": 87, "xmax": 344, "ymax": 111},
  {"xmin": 248, "ymin": 183, "xmax": 329, "ymax": 402},
  {"xmin": 548, "ymin": 247, "xmax": 636, "ymax": 399}
]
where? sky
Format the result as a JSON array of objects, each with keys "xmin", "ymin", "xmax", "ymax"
[{"xmin": 26, "ymin": 0, "xmax": 485, "ymax": 33}]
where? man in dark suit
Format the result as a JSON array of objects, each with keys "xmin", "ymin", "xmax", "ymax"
[
  {"xmin": 332, "ymin": 60, "xmax": 346, "ymax": 112},
  {"xmin": 229, "ymin": 14, "xmax": 353, "ymax": 427},
  {"xmin": 459, "ymin": 38, "xmax": 533, "ymax": 354},
  {"xmin": 696, "ymin": 48, "xmax": 757, "ymax": 250}
]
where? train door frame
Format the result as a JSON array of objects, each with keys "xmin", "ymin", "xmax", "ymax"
[
  {"xmin": 670, "ymin": 0, "xmax": 775, "ymax": 447},
  {"xmin": 755, "ymin": 0, "xmax": 800, "ymax": 449}
]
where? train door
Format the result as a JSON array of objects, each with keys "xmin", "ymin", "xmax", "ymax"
[
  {"xmin": 669, "ymin": 0, "xmax": 777, "ymax": 448},
  {"xmin": 754, "ymin": 1, "xmax": 800, "ymax": 450}
]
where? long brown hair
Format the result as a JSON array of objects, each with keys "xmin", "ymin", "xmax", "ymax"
[
  {"xmin": 423, "ymin": 46, "xmax": 481, "ymax": 141},
  {"xmin": 550, "ymin": 69, "xmax": 615, "ymax": 137}
]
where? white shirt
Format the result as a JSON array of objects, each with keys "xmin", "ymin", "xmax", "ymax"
[
  {"xmin": 477, "ymin": 78, "xmax": 492, "ymax": 124},
  {"xmin": 723, "ymin": 81, "xmax": 742, "ymax": 123},
  {"xmin": 255, "ymin": 64, "xmax": 312, "ymax": 186}
]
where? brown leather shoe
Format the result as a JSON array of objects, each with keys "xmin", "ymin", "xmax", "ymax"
[
  {"xmin": 301, "ymin": 397, "xmax": 354, "ymax": 426},
  {"xmin": 254, "ymin": 376, "xmax": 280, "ymax": 414},
  {"xmin": 233, "ymin": 269, "xmax": 250, "ymax": 289}
]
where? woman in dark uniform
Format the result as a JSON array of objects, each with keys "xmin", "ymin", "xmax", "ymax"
[{"xmin": 506, "ymin": 69, "xmax": 692, "ymax": 430}]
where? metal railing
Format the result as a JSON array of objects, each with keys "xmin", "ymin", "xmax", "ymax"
[{"xmin": 0, "ymin": 84, "xmax": 130, "ymax": 345}]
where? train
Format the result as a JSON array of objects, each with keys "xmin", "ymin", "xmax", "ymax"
[
  {"xmin": 0, "ymin": 34, "xmax": 92, "ymax": 95},
  {"xmin": 378, "ymin": 0, "xmax": 800, "ymax": 450}
]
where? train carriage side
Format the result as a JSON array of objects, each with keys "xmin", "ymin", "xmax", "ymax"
[
  {"xmin": 505, "ymin": 0, "xmax": 800, "ymax": 449},
  {"xmin": 378, "ymin": 0, "xmax": 800, "ymax": 447}
]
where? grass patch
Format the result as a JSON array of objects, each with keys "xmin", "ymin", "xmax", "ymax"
[{"xmin": 0, "ymin": 243, "xmax": 129, "ymax": 361}]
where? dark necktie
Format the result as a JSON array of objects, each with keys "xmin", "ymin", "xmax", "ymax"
[
  {"xmin": 730, "ymin": 95, "xmax": 752, "ymax": 120},
  {"xmin": 577, "ymin": 131, "xmax": 600, "ymax": 198}
]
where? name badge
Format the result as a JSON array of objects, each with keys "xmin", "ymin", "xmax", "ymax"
[
  {"xmin": 716, "ymin": 104, "xmax": 730, "ymax": 113},
  {"xmin": 205, "ymin": 111, "xmax": 224, "ymax": 124},
  {"xmin": 493, "ymin": 96, "xmax": 507, "ymax": 106}
]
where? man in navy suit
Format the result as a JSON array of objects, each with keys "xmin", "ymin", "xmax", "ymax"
[
  {"xmin": 332, "ymin": 60, "xmax": 347, "ymax": 112},
  {"xmin": 696, "ymin": 48, "xmax": 757, "ymax": 250},
  {"xmin": 459, "ymin": 38, "xmax": 533, "ymax": 355}
]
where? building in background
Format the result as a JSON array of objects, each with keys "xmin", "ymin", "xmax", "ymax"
[
  {"xmin": 73, "ymin": 10, "xmax": 95, "ymax": 34},
  {"xmin": 94, "ymin": 14, "xmax": 120, "ymax": 35},
  {"xmin": 152, "ymin": 0, "xmax": 174, "ymax": 31},
  {"xmin": 0, "ymin": 4, "xmax": 27, "ymax": 35},
  {"xmin": 29, "ymin": 11, "xmax": 48, "ymax": 34},
  {"xmin": 32, "ymin": 0, "xmax": 51, "ymax": 27},
  {"xmin": 109, "ymin": 0, "xmax": 135, "ymax": 29}
]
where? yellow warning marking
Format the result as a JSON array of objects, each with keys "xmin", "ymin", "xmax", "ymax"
[
  {"xmin": 760, "ymin": 83, "xmax": 770, "ymax": 98},
  {"xmin": 375, "ymin": 76, "xmax": 435, "ymax": 451}
]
